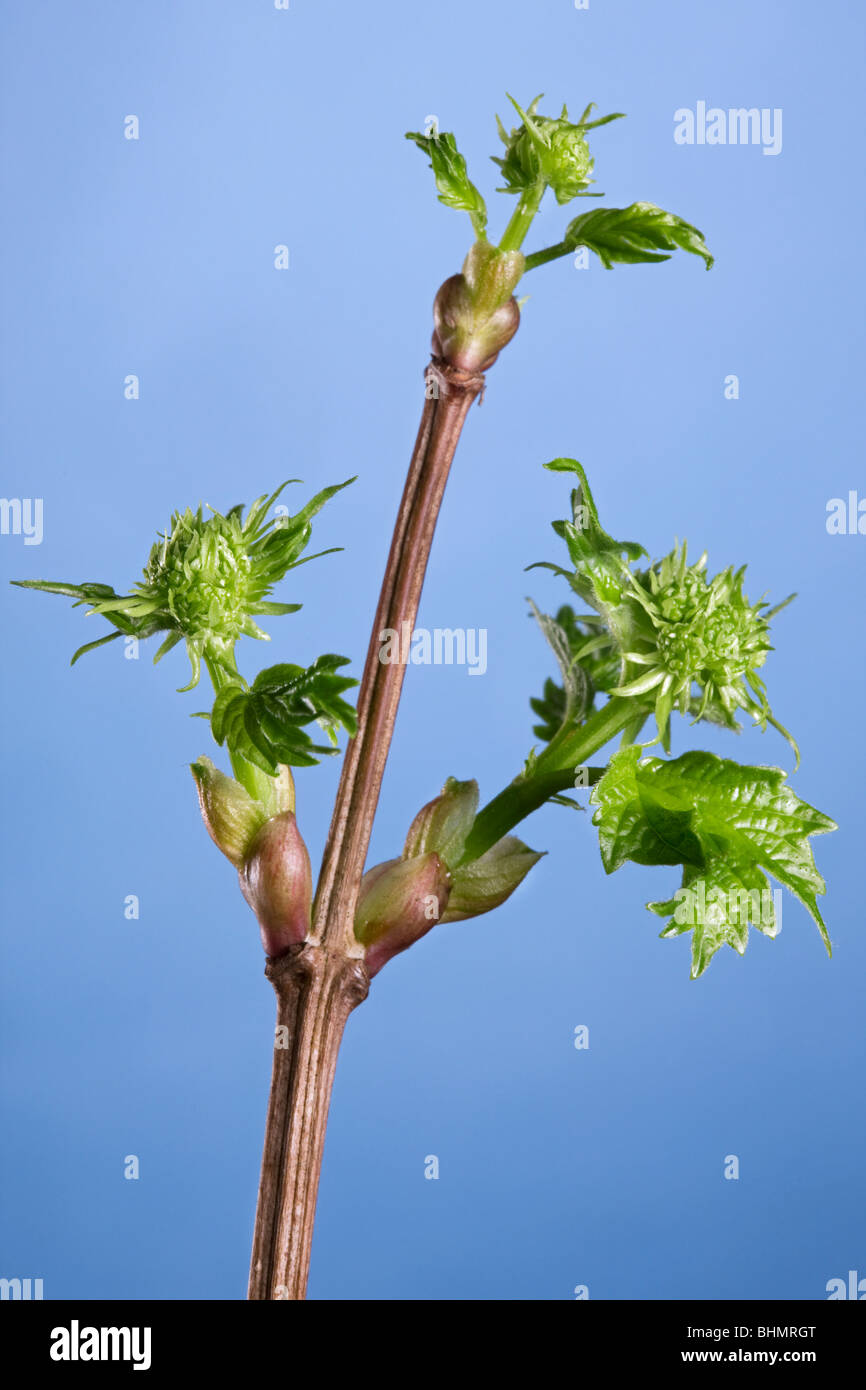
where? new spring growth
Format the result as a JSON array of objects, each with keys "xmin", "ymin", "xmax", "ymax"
[
  {"xmin": 518, "ymin": 459, "xmax": 835, "ymax": 976},
  {"xmin": 529, "ymin": 459, "xmax": 798, "ymax": 762},
  {"xmin": 354, "ymin": 778, "xmax": 543, "ymax": 975},
  {"xmin": 407, "ymin": 96, "xmax": 712, "ymax": 373},
  {"xmin": 13, "ymin": 480, "xmax": 352, "ymax": 691},
  {"xmin": 14, "ymin": 479, "xmax": 358, "ymax": 957},
  {"xmin": 191, "ymin": 757, "xmax": 313, "ymax": 957},
  {"xmin": 13, "ymin": 481, "xmax": 359, "ymax": 803}
]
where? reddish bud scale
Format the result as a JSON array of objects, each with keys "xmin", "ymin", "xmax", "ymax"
[
  {"xmin": 354, "ymin": 852, "xmax": 452, "ymax": 978},
  {"xmin": 239, "ymin": 811, "xmax": 313, "ymax": 958},
  {"xmin": 432, "ymin": 242, "xmax": 525, "ymax": 372}
]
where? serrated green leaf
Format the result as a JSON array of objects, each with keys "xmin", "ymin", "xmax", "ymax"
[
  {"xmin": 541, "ymin": 459, "xmax": 647, "ymax": 608},
  {"xmin": 590, "ymin": 746, "xmax": 836, "ymax": 975},
  {"xmin": 210, "ymin": 681, "xmax": 246, "ymax": 746},
  {"xmin": 564, "ymin": 201, "xmax": 713, "ymax": 270},
  {"xmin": 649, "ymin": 857, "xmax": 777, "ymax": 979},
  {"xmin": 406, "ymin": 129, "xmax": 488, "ymax": 232},
  {"xmin": 526, "ymin": 600, "xmax": 608, "ymax": 745},
  {"xmin": 591, "ymin": 745, "xmax": 691, "ymax": 872},
  {"xmin": 252, "ymin": 662, "xmax": 306, "ymax": 693},
  {"xmin": 208, "ymin": 657, "xmax": 357, "ymax": 770}
]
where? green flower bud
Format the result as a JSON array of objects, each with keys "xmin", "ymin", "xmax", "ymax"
[
  {"xmin": 493, "ymin": 96, "xmax": 613, "ymax": 206},
  {"xmin": 354, "ymin": 853, "xmax": 452, "ymax": 977},
  {"xmin": 613, "ymin": 542, "xmax": 796, "ymax": 758},
  {"xmin": 441, "ymin": 835, "xmax": 544, "ymax": 923},
  {"xmin": 499, "ymin": 116, "xmax": 592, "ymax": 205},
  {"xmin": 403, "ymin": 777, "xmax": 479, "ymax": 865},
  {"xmin": 239, "ymin": 811, "xmax": 313, "ymax": 958},
  {"xmin": 22, "ymin": 478, "xmax": 353, "ymax": 692}
]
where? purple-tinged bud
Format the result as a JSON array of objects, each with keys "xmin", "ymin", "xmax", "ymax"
[
  {"xmin": 403, "ymin": 777, "xmax": 478, "ymax": 865},
  {"xmin": 239, "ymin": 811, "xmax": 313, "ymax": 958},
  {"xmin": 441, "ymin": 835, "xmax": 544, "ymax": 922},
  {"xmin": 191, "ymin": 756, "xmax": 268, "ymax": 868},
  {"xmin": 432, "ymin": 242, "xmax": 524, "ymax": 372},
  {"xmin": 354, "ymin": 852, "xmax": 452, "ymax": 978}
]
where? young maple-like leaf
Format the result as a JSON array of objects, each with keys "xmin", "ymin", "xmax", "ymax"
[
  {"xmin": 405, "ymin": 128, "xmax": 488, "ymax": 235},
  {"xmin": 209, "ymin": 655, "xmax": 359, "ymax": 775},
  {"xmin": 590, "ymin": 746, "xmax": 836, "ymax": 978},
  {"xmin": 559, "ymin": 202, "xmax": 713, "ymax": 270}
]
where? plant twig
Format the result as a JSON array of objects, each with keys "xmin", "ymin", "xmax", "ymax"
[
  {"xmin": 248, "ymin": 356, "xmax": 487, "ymax": 1300},
  {"xmin": 312, "ymin": 358, "xmax": 486, "ymax": 948},
  {"xmin": 247, "ymin": 946, "xmax": 368, "ymax": 1300}
]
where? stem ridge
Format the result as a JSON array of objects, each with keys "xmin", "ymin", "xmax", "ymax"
[
  {"xmin": 250, "ymin": 352, "xmax": 488, "ymax": 1299},
  {"xmin": 311, "ymin": 363, "xmax": 484, "ymax": 951},
  {"xmin": 248, "ymin": 945, "xmax": 369, "ymax": 1300}
]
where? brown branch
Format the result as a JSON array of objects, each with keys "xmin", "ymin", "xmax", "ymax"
[
  {"xmin": 311, "ymin": 357, "xmax": 486, "ymax": 951},
  {"xmin": 247, "ymin": 357, "xmax": 486, "ymax": 1300},
  {"xmin": 247, "ymin": 944, "xmax": 368, "ymax": 1300}
]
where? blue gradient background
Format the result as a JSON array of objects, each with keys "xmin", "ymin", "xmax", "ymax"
[{"xmin": 1, "ymin": 1, "xmax": 863, "ymax": 1301}]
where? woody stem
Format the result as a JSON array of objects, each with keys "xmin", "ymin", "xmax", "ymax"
[
  {"xmin": 311, "ymin": 359, "xmax": 487, "ymax": 949},
  {"xmin": 247, "ymin": 356, "xmax": 487, "ymax": 1301}
]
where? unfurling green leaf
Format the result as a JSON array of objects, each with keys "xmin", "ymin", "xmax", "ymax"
[
  {"xmin": 405, "ymin": 129, "xmax": 488, "ymax": 233},
  {"xmin": 590, "ymin": 746, "xmax": 836, "ymax": 977},
  {"xmin": 209, "ymin": 655, "xmax": 358, "ymax": 773},
  {"xmin": 527, "ymin": 601, "xmax": 619, "ymax": 743},
  {"xmin": 532, "ymin": 458, "xmax": 646, "ymax": 609},
  {"xmin": 563, "ymin": 202, "xmax": 713, "ymax": 270}
]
